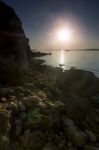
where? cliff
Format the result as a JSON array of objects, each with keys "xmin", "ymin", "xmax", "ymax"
[{"xmin": 0, "ymin": 1, "xmax": 32, "ymax": 84}]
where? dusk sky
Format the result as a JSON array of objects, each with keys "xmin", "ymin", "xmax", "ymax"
[{"xmin": 3, "ymin": 0, "xmax": 99, "ymax": 50}]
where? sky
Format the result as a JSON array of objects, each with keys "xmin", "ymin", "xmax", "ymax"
[{"xmin": 3, "ymin": 0, "xmax": 99, "ymax": 50}]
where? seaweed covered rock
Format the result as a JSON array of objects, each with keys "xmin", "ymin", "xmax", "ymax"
[{"xmin": 0, "ymin": 1, "xmax": 32, "ymax": 84}]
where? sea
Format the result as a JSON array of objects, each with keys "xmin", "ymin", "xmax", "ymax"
[{"xmin": 39, "ymin": 50, "xmax": 99, "ymax": 77}]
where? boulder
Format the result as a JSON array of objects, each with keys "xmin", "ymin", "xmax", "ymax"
[
  {"xmin": 84, "ymin": 145, "xmax": 99, "ymax": 150},
  {"xmin": 9, "ymin": 102, "xmax": 19, "ymax": 115},
  {"xmin": 66, "ymin": 126, "xmax": 86, "ymax": 146},
  {"xmin": 19, "ymin": 131, "xmax": 45, "ymax": 150},
  {"xmin": 85, "ymin": 130, "xmax": 96, "ymax": 142},
  {"xmin": 62, "ymin": 117, "xmax": 74, "ymax": 127},
  {"xmin": 15, "ymin": 119, "xmax": 22, "ymax": 136},
  {"xmin": 43, "ymin": 142, "xmax": 58, "ymax": 150}
]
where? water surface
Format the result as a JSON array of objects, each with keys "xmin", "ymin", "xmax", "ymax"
[{"xmin": 40, "ymin": 50, "xmax": 99, "ymax": 77}]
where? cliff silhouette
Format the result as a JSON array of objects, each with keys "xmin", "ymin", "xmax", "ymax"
[{"xmin": 0, "ymin": 1, "xmax": 32, "ymax": 84}]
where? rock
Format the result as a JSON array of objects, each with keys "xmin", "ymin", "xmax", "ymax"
[
  {"xmin": 9, "ymin": 95, "xmax": 17, "ymax": 102},
  {"xmin": 22, "ymin": 95, "xmax": 40, "ymax": 109},
  {"xmin": 43, "ymin": 142, "xmax": 58, "ymax": 150},
  {"xmin": 14, "ymin": 87, "xmax": 24, "ymax": 96},
  {"xmin": 28, "ymin": 95, "xmax": 41, "ymax": 102},
  {"xmin": 41, "ymin": 109, "xmax": 60, "ymax": 130},
  {"xmin": 37, "ymin": 91, "xmax": 47, "ymax": 100},
  {"xmin": 37, "ymin": 101, "xmax": 47, "ymax": 108},
  {"xmin": 18, "ymin": 93, "xmax": 25, "ymax": 99},
  {"xmin": 67, "ymin": 142, "xmax": 77, "ymax": 150},
  {"xmin": 19, "ymin": 112, "xmax": 27, "ymax": 120},
  {"xmin": 38, "ymin": 115, "xmax": 53, "ymax": 130},
  {"xmin": 17, "ymin": 102, "xmax": 26, "ymax": 112},
  {"xmin": 0, "ymin": 97, "xmax": 7, "ymax": 102},
  {"xmin": 15, "ymin": 119, "xmax": 22, "ymax": 136},
  {"xmin": 19, "ymin": 131, "xmax": 45, "ymax": 150},
  {"xmin": 63, "ymin": 117, "xmax": 74, "ymax": 127},
  {"xmin": 0, "ymin": 1, "xmax": 33, "ymax": 84},
  {"xmin": 7, "ymin": 89, "xmax": 15, "ymax": 96},
  {"xmin": 85, "ymin": 130, "xmax": 96, "ymax": 142},
  {"xmin": 84, "ymin": 145, "xmax": 99, "ymax": 150},
  {"xmin": 23, "ymin": 89, "xmax": 33, "ymax": 96},
  {"xmin": 9, "ymin": 102, "xmax": 19, "ymax": 114},
  {"xmin": 61, "ymin": 96, "xmax": 90, "ymax": 121},
  {"xmin": 66, "ymin": 126, "xmax": 86, "ymax": 146},
  {"xmin": 46, "ymin": 91, "xmax": 53, "ymax": 99},
  {"xmin": 58, "ymin": 69, "xmax": 99, "ymax": 97},
  {"xmin": 0, "ymin": 109, "xmax": 11, "ymax": 149},
  {"xmin": 25, "ymin": 107, "xmax": 42, "ymax": 129},
  {"xmin": 0, "ymin": 88, "xmax": 10, "ymax": 97}
]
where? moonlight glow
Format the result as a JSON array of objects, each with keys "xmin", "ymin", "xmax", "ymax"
[{"xmin": 57, "ymin": 28, "xmax": 71, "ymax": 42}]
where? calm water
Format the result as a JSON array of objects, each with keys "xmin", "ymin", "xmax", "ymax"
[{"xmin": 40, "ymin": 50, "xmax": 99, "ymax": 77}]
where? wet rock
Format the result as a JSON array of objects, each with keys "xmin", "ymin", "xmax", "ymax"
[
  {"xmin": 7, "ymin": 89, "xmax": 15, "ymax": 96},
  {"xmin": 0, "ymin": 88, "xmax": 10, "ymax": 97},
  {"xmin": 17, "ymin": 102, "xmax": 26, "ymax": 112},
  {"xmin": 19, "ymin": 112, "xmax": 27, "ymax": 120},
  {"xmin": 43, "ymin": 142, "xmax": 58, "ymax": 150},
  {"xmin": 63, "ymin": 117, "xmax": 74, "ymax": 127},
  {"xmin": 15, "ymin": 119, "xmax": 22, "ymax": 136},
  {"xmin": 38, "ymin": 115, "xmax": 53, "ymax": 130},
  {"xmin": 9, "ymin": 102, "xmax": 19, "ymax": 114},
  {"xmin": 0, "ymin": 97, "xmax": 7, "ymax": 102},
  {"xmin": 14, "ymin": 87, "xmax": 24, "ymax": 96},
  {"xmin": 37, "ymin": 91, "xmax": 47, "ymax": 100},
  {"xmin": 19, "ymin": 131, "xmax": 45, "ymax": 150},
  {"xmin": 23, "ymin": 89, "xmax": 33, "ymax": 96},
  {"xmin": 9, "ymin": 95, "xmax": 17, "ymax": 102},
  {"xmin": 66, "ymin": 126, "xmax": 86, "ymax": 146},
  {"xmin": 18, "ymin": 93, "xmax": 25, "ymax": 99},
  {"xmin": 61, "ymin": 96, "xmax": 90, "ymax": 121},
  {"xmin": 46, "ymin": 91, "xmax": 53, "ymax": 99},
  {"xmin": 67, "ymin": 142, "xmax": 77, "ymax": 150},
  {"xmin": 41, "ymin": 109, "xmax": 60, "ymax": 130},
  {"xmin": 85, "ymin": 130, "xmax": 96, "ymax": 142},
  {"xmin": 37, "ymin": 101, "xmax": 47, "ymax": 109},
  {"xmin": 84, "ymin": 145, "xmax": 99, "ymax": 150},
  {"xmin": 0, "ymin": 109, "xmax": 11, "ymax": 149},
  {"xmin": 22, "ymin": 95, "xmax": 40, "ymax": 109},
  {"xmin": 26, "ymin": 107, "xmax": 41, "ymax": 128}
]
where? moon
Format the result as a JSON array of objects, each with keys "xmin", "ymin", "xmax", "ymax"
[{"xmin": 57, "ymin": 28, "xmax": 71, "ymax": 42}]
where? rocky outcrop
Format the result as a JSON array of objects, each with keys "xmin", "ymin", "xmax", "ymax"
[
  {"xmin": 0, "ymin": 1, "xmax": 32, "ymax": 84},
  {"xmin": 58, "ymin": 69, "xmax": 99, "ymax": 97},
  {"xmin": 0, "ymin": 1, "xmax": 32, "ymax": 58}
]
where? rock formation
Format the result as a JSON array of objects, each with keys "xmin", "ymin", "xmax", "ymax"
[
  {"xmin": 58, "ymin": 69, "xmax": 99, "ymax": 97},
  {"xmin": 0, "ymin": 1, "xmax": 32, "ymax": 84}
]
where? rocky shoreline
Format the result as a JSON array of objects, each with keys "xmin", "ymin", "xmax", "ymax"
[
  {"xmin": 0, "ymin": 64, "xmax": 99, "ymax": 150},
  {"xmin": 31, "ymin": 50, "xmax": 52, "ymax": 57}
]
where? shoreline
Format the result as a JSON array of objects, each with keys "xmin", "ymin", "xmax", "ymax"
[{"xmin": 0, "ymin": 60, "xmax": 99, "ymax": 149}]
